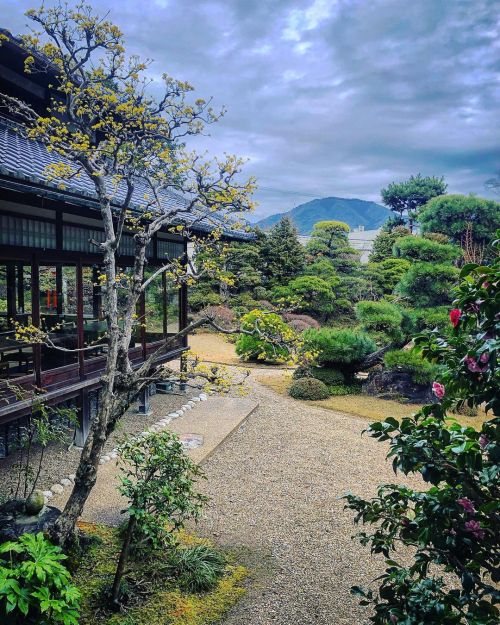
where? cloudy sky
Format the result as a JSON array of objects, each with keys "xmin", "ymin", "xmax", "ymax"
[{"xmin": 1, "ymin": 0, "xmax": 499, "ymax": 219}]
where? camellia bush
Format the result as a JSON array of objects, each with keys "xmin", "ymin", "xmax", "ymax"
[{"xmin": 345, "ymin": 235, "xmax": 500, "ymax": 624}]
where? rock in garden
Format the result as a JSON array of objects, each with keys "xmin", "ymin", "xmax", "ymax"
[
  {"xmin": 60, "ymin": 478, "xmax": 72, "ymax": 487},
  {"xmin": 50, "ymin": 484, "xmax": 64, "ymax": 495},
  {"xmin": 25, "ymin": 490, "xmax": 45, "ymax": 515}
]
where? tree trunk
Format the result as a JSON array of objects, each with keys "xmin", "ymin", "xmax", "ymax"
[{"xmin": 111, "ymin": 515, "xmax": 136, "ymax": 607}]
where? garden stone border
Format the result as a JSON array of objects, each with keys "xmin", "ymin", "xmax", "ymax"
[{"xmin": 43, "ymin": 390, "xmax": 212, "ymax": 504}]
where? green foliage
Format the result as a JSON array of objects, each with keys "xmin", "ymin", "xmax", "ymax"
[
  {"xmin": 235, "ymin": 310, "xmax": 296, "ymax": 363},
  {"xmin": 189, "ymin": 290, "xmax": 223, "ymax": 313},
  {"xmin": 345, "ymin": 236, "xmax": 500, "ymax": 624},
  {"xmin": 117, "ymin": 431, "xmax": 206, "ymax": 550},
  {"xmin": 364, "ymin": 258, "xmax": 411, "ymax": 296},
  {"xmin": 369, "ymin": 226, "xmax": 410, "ymax": 263},
  {"xmin": 395, "ymin": 262, "xmax": 459, "ymax": 307},
  {"xmin": 303, "ymin": 328, "xmax": 376, "ymax": 377},
  {"xmin": 381, "ymin": 173, "xmax": 447, "ymax": 229},
  {"xmin": 168, "ymin": 545, "xmax": 227, "ymax": 593},
  {"xmin": 306, "ymin": 221, "xmax": 360, "ymax": 274},
  {"xmin": 0, "ymin": 532, "xmax": 80, "ymax": 625},
  {"xmin": 260, "ymin": 217, "xmax": 306, "ymax": 284},
  {"xmin": 384, "ymin": 349, "xmax": 441, "ymax": 385},
  {"xmin": 409, "ymin": 306, "xmax": 452, "ymax": 336},
  {"xmin": 289, "ymin": 377, "xmax": 330, "ymax": 400},
  {"xmin": 303, "ymin": 257, "xmax": 339, "ymax": 282},
  {"xmin": 272, "ymin": 275, "xmax": 337, "ymax": 318},
  {"xmin": 328, "ymin": 382, "xmax": 362, "ymax": 396},
  {"xmin": 355, "ymin": 300, "xmax": 404, "ymax": 343},
  {"xmin": 419, "ymin": 194, "xmax": 500, "ymax": 247},
  {"xmin": 310, "ymin": 367, "xmax": 345, "ymax": 385},
  {"xmin": 393, "ymin": 235, "xmax": 461, "ymax": 263}
]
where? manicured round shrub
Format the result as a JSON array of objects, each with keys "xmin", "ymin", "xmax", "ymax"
[
  {"xmin": 393, "ymin": 235, "xmax": 461, "ymax": 263},
  {"xmin": 235, "ymin": 309, "xmax": 296, "ymax": 363},
  {"xmin": 289, "ymin": 377, "xmax": 330, "ymax": 400},
  {"xmin": 310, "ymin": 366, "xmax": 345, "ymax": 385},
  {"xmin": 302, "ymin": 328, "xmax": 377, "ymax": 378},
  {"xmin": 384, "ymin": 348, "xmax": 441, "ymax": 385},
  {"xmin": 355, "ymin": 300, "xmax": 404, "ymax": 343},
  {"xmin": 395, "ymin": 262, "xmax": 459, "ymax": 307}
]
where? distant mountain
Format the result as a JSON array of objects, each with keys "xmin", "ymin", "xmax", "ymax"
[{"xmin": 255, "ymin": 196, "xmax": 390, "ymax": 235}]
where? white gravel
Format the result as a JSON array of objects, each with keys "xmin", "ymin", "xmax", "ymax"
[{"xmin": 194, "ymin": 371, "xmax": 422, "ymax": 625}]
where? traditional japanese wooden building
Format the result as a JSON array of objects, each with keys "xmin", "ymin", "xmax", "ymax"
[{"xmin": 0, "ymin": 30, "xmax": 249, "ymax": 456}]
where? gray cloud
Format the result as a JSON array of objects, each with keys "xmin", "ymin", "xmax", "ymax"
[{"xmin": 1, "ymin": 0, "xmax": 499, "ymax": 219}]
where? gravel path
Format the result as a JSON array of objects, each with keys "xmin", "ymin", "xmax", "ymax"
[{"xmin": 194, "ymin": 370, "xmax": 421, "ymax": 625}]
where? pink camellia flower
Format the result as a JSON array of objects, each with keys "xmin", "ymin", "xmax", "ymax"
[
  {"xmin": 432, "ymin": 382, "xmax": 445, "ymax": 399},
  {"xmin": 457, "ymin": 498, "xmax": 476, "ymax": 515},
  {"xmin": 450, "ymin": 308, "xmax": 461, "ymax": 327},
  {"xmin": 482, "ymin": 281, "xmax": 490, "ymax": 289},
  {"xmin": 479, "ymin": 352, "xmax": 489, "ymax": 364},
  {"xmin": 464, "ymin": 520, "xmax": 485, "ymax": 540},
  {"xmin": 465, "ymin": 356, "xmax": 488, "ymax": 373},
  {"xmin": 479, "ymin": 434, "xmax": 490, "ymax": 449}
]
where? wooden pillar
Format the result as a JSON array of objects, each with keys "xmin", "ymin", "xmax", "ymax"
[
  {"xmin": 162, "ymin": 272, "xmax": 168, "ymax": 338},
  {"xmin": 6, "ymin": 262, "xmax": 16, "ymax": 322},
  {"xmin": 92, "ymin": 266, "xmax": 100, "ymax": 319},
  {"xmin": 16, "ymin": 263, "xmax": 24, "ymax": 313},
  {"xmin": 77, "ymin": 261, "xmax": 85, "ymax": 380},
  {"xmin": 55, "ymin": 265, "xmax": 63, "ymax": 316},
  {"xmin": 31, "ymin": 254, "xmax": 41, "ymax": 387}
]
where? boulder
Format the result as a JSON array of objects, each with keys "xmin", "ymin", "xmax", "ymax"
[
  {"xmin": 25, "ymin": 490, "xmax": 45, "ymax": 515},
  {"xmin": 363, "ymin": 370, "xmax": 434, "ymax": 404},
  {"xmin": 0, "ymin": 499, "xmax": 61, "ymax": 542}
]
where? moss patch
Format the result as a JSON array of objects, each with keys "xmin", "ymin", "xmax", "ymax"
[
  {"xmin": 73, "ymin": 523, "xmax": 247, "ymax": 625},
  {"xmin": 257, "ymin": 371, "xmax": 489, "ymax": 428}
]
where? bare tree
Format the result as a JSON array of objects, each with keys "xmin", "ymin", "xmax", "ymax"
[{"xmin": 0, "ymin": 2, "xmax": 271, "ymax": 546}]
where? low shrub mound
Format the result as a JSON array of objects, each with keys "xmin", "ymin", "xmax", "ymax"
[
  {"xmin": 289, "ymin": 377, "xmax": 330, "ymax": 400},
  {"xmin": 355, "ymin": 300, "xmax": 404, "ymax": 344},
  {"xmin": 328, "ymin": 383, "xmax": 362, "ymax": 396}
]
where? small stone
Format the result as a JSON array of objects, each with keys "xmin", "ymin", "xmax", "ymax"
[
  {"xmin": 99, "ymin": 458, "xmax": 106, "ymax": 465},
  {"xmin": 192, "ymin": 397, "xmax": 200, "ymax": 402},
  {"xmin": 109, "ymin": 452, "xmax": 118, "ymax": 459},
  {"xmin": 184, "ymin": 405, "xmax": 192, "ymax": 410},
  {"xmin": 181, "ymin": 405, "xmax": 190, "ymax": 410},
  {"xmin": 60, "ymin": 478, "xmax": 72, "ymax": 487},
  {"xmin": 168, "ymin": 412, "xmax": 178, "ymax": 418},
  {"xmin": 50, "ymin": 484, "xmax": 64, "ymax": 495},
  {"xmin": 68, "ymin": 474, "xmax": 76, "ymax": 482},
  {"xmin": 101, "ymin": 455, "xmax": 110, "ymax": 462},
  {"xmin": 25, "ymin": 490, "xmax": 45, "ymax": 514},
  {"xmin": 141, "ymin": 431, "xmax": 149, "ymax": 437},
  {"xmin": 43, "ymin": 490, "xmax": 53, "ymax": 500},
  {"xmin": 177, "ymin": 410, "xmax": 184, "ymax": 416},
  {"xmin": 200, "ymin": 395, "xmax": 208, "ymax": 401}
]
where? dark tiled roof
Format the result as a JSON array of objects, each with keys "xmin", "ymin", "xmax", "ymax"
[{"xmin": 0, "ymin": 118, "xmax": 253, "ymax": 240}]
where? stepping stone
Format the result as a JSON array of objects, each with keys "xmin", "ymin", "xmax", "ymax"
[
  {"xmin": 60, "ymin": 478, "xmax": 72, "ymax": 487},
  {"xmin": 51, "ymin": 484, "xmax": 64, "ymax": 495}
]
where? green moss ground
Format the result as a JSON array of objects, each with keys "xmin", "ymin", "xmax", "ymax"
[{"xmin": 73, "ymin": 523, "xmax": 247, "ymax": 625}]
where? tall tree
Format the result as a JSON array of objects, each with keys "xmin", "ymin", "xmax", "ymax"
[
  {"xmin": 260, "ymin": 217, "xmax": 305, "ymax": 284},
  {"xmin": 305, "ymin": 220, "xmax": 360, "ymax": 275},
  {"xmin": 0, "ymin": 3, "xmax": 256, "ymax": 546},
  {"xmin": 419, "ymin": 194, "xmax": 500, "ymax": 252},
  {"xmin": 381, "ymin": 174, "xmax": 447, "ymax": 232}
]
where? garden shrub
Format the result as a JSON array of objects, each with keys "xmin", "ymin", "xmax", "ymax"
[
  {"xmin": 393, "ymin": 235, "xmax": 461, "ymax": 263},
  {"xmin": 189, "ymin": 290, "xmax": 222, "ymax": 312},
  {"xmin": 328, "ymin": 382, "xmax": 362, "ymax": 396},
  {"xmin": 168, "ymin": 545, "xmax": 227, "ymax": 592},
  {"xmin": 364, "ymin": 258, "xmax": 412, "ymax": 295},
  {"xmin": 289, "ymin": 377, "xmax": 330, "ymax": 400},
  {"xmin": 201, "ymin": 305, "xmax": 235, "ymax": 329},
  {"xmin": 384, "ymin": 348, "xmax": 441, "ymax": 385},
  {"xmin": 253, "ymin": 286, "xmax": 269, "ymax": 300},
  {"xmin": 303, "ymin": 328, "xmax": 377, "ymax": 379},
  {"xmin": 310, "ymin": 366, "xmax": 345, "ymax": 385},
  {"xmin": 409, "ymin": 306, "xmax": 452, "ymax": 335},
  {"xmin": 235, "ymin": 309, "xmax": 296, "ymax": 363},
  {"xmin": 0, "ymin": 532, "xmax": 80, "ymax": 624},
  {"xmin": 369, "ymin": 226, "xmax": 410, "ymax": 263},
  {"xmin": 355, "ymin": 300, "xmax": 404, "ymax": 343},
  {"xmin": 282, "ymin": 313, "xmax": 320, "ymax": 330},
  {"xmin": 272, "ymin": 275, "xmax": 336, "ymax": 319},
  {"xmin": 395, "ymin": 262, "xmax": 459, "ymax": 307}
]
